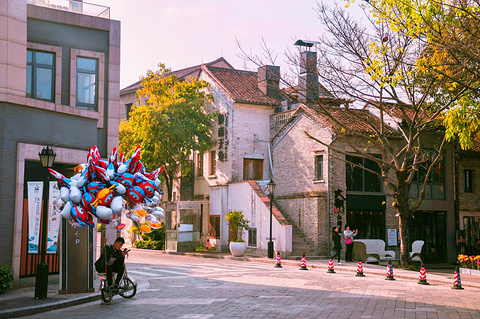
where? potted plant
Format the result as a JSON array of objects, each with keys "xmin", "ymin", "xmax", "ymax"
[{"xmin": 225, "ymin": 210, "xmax": 249, "ymax": 257}]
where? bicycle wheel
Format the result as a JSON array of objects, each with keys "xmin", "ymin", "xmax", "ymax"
[
  {"xmin": 119, "ymin": 277, "xmax": 136, "ymax": 298},
  {"xmin": 101, "ymin": 286, "xmax": 113, "ymax": 303}
]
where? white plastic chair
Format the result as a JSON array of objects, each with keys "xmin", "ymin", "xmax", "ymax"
[{"xmin": 410, "ymin": 240, "xmax": 424, "ymax": 263}]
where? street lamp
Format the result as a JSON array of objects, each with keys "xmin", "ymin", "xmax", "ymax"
[
  {"xmin": 267, "ymin": 179, "xmax": 276, "ymax": 258},
  {"xmin": 35, "ymin": 146, "xmax": 56, "ymax": 299}
]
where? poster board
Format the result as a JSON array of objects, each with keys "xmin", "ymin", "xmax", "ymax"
[{"xmin": 387, "ymin": 229, "xmax": 398, "ymax": 246}]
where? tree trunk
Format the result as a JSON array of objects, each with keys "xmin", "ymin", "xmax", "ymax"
[
  {"xmin": 162, "ymin": 170, "xmax": 174, "ymax": 202},
  {"xmin": 395, "ymin": 170, "xmax": 411, "ymax": 266}
]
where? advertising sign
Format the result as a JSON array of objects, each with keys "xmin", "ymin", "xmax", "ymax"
[{"xmin": 27, "ymin": 181, "xmax": 43, "ymax": 253}]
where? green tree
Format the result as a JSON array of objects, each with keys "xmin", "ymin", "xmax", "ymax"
[
  {"xmin": 119, "ymin": 64, "xmax": 215, "ymax": 201},
  {"xmin": 355, "ymin": 0, "xmax": 480, "ymax": 149}
]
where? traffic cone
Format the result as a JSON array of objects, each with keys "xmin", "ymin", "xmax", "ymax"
[
  {"xmin": 385, "ymin": 261, "xmax": 395, "ymax": 280},
  {"xmin": 274, "ymin": 251, "xmax": 282, "ymax": 268},
  {"xmin": 327, "ymin": 259, "xmax": 335, "ymax": 273},
  {"xmin": 418, "ymin": 263, "xmax": 429, "ymax": 285},
  {"xmin": 299, "ymin": 253, "xmax": 308, "ymax": 270},
  {"xmin": 452, "ymin": 264, "xmax": 464, "ymax": 290},
  {"xmin": 356, "ymin": 260, "xmax": 365, "ymax": 277}
]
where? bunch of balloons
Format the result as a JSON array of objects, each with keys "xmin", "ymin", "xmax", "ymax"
[{"xmin": 49, "ymin": 145, "xmax": 164, "ymax": 229}]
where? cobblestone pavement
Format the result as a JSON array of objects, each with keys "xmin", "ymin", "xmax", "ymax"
[{"xmin": 19, "ymin": 252, "xmax": 480, "ymax": 319}]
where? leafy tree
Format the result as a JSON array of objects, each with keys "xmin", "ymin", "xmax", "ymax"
[
  {"xmin": 355, "ymin": 0, "xmax": 480, "ymax": 149},
  {"xmin": 119, "ymin": 64, "xmax": 215, "ymax": 201}
]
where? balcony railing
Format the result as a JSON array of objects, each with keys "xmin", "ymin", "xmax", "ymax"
[{"xmin": 27, "ymin": 0, "xmax": 110, "ymax": 19}]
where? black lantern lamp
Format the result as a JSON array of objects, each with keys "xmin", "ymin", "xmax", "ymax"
[
  {"xmin": 267, "ymin": 179, "xmax": 276, "ymax": 258},
  {"xmin": 35, "ymin": 146, "xmax": 56, "ymax": 299}
]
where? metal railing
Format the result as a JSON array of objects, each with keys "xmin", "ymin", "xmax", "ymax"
[{"xmin": 27, "ymin": 0, "xmax": 110, "ymax": 19}]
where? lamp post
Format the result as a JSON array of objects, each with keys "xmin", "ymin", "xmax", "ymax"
[
  {"xmin": 35, "ymin": 146, "xmax": 56, "ymax": 299},
  {"xmin": 267, "ymin": 179, "xmax": 276, "ymax": 258}
]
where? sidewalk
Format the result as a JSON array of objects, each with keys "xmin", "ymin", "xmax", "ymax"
[{"xmin": 1, "ymin": 250, "xmax": 478, "ymax": 319}]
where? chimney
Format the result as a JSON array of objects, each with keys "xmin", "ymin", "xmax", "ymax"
[
  {"xmin": 258, "ymin": 65, "xmax": 280, "ymax": 99},
  {"xmin": 298, "ymin": 50, "xmax": 318, "ymax": 102}
]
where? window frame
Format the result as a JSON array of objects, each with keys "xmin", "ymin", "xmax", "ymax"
[
  {"xmin": 408, "ymin": 150, "xmax": 446, "ymax": 200},
  {"xmin": 75, "ymin": 56, "xmax": 98, "ymax": 109},
  {"xmin": 26, "ymin": 43, "xmax": 62, "ymax": 104},
  {"xmin": 125, "ymin": 103, "xmax": 133, "ymax": 120},
  {"xmin": 209, "ymin": 150, "xmax": 216, "ymax": 176},
  {"xmin": 27, "ymin": 49, "xmax": 55, "ymax": 102},
  {"xmin": 196, "ymin": 152, "xmax": 204, "ymax": 177},
  {"xmin": 346, "ymin": 155, "xmax": 382, "ymax": 193},
  {"xmin": 70, "ymin": 49, "xmax": 105, "ymax": 128},
  {"xmin": 314, "ymin": 154, "xmax": 324, "ymax": 181},
  {"xmin": 464, "ymin": 170, "xmax": 473, "ymax": 193}
]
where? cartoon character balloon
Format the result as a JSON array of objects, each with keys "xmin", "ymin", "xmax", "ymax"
[{"xmin": 48, "ymin": 145, "xmax": 164, "ymax": 228}]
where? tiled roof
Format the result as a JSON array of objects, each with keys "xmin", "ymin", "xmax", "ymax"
[
  {"xmin": 120, "ymin": 57, "xmax": 234, "ymax": 95},
  {"xmin": 201, "ymin": 65, "xmax": 281, "ymax": 106},
  {"xmin": 305, "ymin": 104, "xmax": 399, "ymax": 137}
]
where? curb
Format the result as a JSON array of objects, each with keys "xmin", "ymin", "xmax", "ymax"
[{"xmin": 0, "ymin": 294, "xmax": 101, "ymax": 319}]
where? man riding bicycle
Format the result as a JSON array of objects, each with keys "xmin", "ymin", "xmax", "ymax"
[{"xmin": 95, "ymin": 237, "xmax": 128, "ymax": 289}]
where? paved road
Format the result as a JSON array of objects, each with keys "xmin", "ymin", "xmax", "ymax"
[{"xmin": 22, "ymin": 251, "xmax": 480, "ymax": 319}]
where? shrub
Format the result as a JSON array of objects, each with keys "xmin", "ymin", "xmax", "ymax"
[
  {"xmin": 0, "ymin": 264, "xmax": 13, "ymax": 294},
  {"xmin": 134, "ymin": 240, "xmax": 164, "ymax": 250}
]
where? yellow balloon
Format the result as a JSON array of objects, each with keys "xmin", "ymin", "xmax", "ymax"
[{"xmin": 139, "ymin": 224, "xmax": 152, "ymax": 233}]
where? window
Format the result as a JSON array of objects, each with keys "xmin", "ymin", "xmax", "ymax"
[
  {"xmin": 409, "ymin": 150, "xmax": 445, "ymax": 200},
  {"xmin": 465, "ymin": 170, "xmax": 473, "ymax": 193},
  {"xmin": 243, "ymin": 158, "xmax": 263, "ymax": 180},
  {"xmin": 196, "ymin": 152, "xmax": 204, "ymax": 177},
  {"xmin": 347, "ymin": 210, "xmax": 385, "ymax": 240},
  {"xmin": 76, "ymin": 57, "xmax": 98, "ymax": 108},
  {"xmin": 248, "ymin": 228, "xmax": 257, "ymax": 247},
  {"xmin": 209, "ymin": 150, "xmax": 216, "ymax": 176},
  {"xmin": 125, "ymin": 103, "xmax": 133, "ymax": 120},
  {"xmin": 346, "ymin": 155, "xmax": 382, "ymax": 193},
  {"xmin": 26, "ymin": 50, "xmax": 55, "ymax": 102},
  {"xmin": 315, "ymin": 155, "xmax": 323, "ymax": 180},
  {"xmin": 209, "ymin": 215, "xmax": 220, "ymax": 239}
]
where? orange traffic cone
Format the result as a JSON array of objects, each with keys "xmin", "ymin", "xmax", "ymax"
[
  {"xmin": 274, "ymin": 251, "xmax": 282, "ymax": 268},
  {"xmin": 299, "ymin": 253, "xmax": 308, "ymax": 270}
]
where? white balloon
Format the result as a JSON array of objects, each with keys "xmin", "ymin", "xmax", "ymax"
[
  {"xmin": 60, "ymin": 187, "xmax": 70, "ymax": 203},
  {"xmin": 154, "ymin": 178, "xmax": 161, "ymax": 187},
  {"xmin": 96, "ymin": 205, "xmax": 113, "ymax": 220},
  {"xmin": 113, "ymin": 183, "xmax": 126, "ymax": 195},
  {"xmin": 69, "ymin": 186, "xmax": 82, "ymax": 204},
  {"xmin": 110, "ymin": 196, "xmax": 124, "ymax": 214},
  {"xmin": 129, "ymin": 214, "xmax": 139, "ymax": 222},
  {"xmin": 60, "ymin": 201, "xmax": 73, "ymax": 220},
  {"xmin": 145, "ymin": 214, "xmax": 158, "ymax": 224}
]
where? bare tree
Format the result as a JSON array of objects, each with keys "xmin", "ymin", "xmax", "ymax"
[{"xmin": 238, "ymin": 2, "xmax": 472, "ymax": 265}]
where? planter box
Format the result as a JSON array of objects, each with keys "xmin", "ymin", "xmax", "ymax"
[{"xmin": 460, "ymin": 268, "xmax": 480, "ymax": 276}]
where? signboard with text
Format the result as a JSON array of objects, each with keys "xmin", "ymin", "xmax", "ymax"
[{"xmin": 387, "ymin": 229, "xmax": 398, "ymax": 246}]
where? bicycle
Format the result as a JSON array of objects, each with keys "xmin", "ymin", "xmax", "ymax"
[{"xmin": 98, "ymin": 250, "xmax": 137, "ymax": 304}]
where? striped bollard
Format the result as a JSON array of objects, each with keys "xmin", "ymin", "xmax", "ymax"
[
  {"xmin": 418, "ymin": 264, "xmax": 429, "ymax": 285},
  {"xmin": 452, "ymin": 264, "xmax": 464, "ymax": 289},
  {"xmin": 327, "ymin": 259, "xmax": 335, "ymax": 273},
  {"xmin": 385, "ymin": 261, "xmax": 395, "ymax": 280},
  {"xmin": 274, "ymin": 251, "xmax": 282, "ymax": 268},
  {"xmin": 299, "ymin": 253, "xmax": 308, "ymax": 270},
  {"xmin": 356, "ymin": 260, "xmax": 365, "ymax": 277}
]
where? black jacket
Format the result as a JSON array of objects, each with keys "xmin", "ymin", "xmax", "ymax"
[
  {"xmin": 94, "ymin": 244, "xmax": 125, "ymax": 272},
  {"xmin": 332, "ymin": 231, "xmax": 342, "ymax": 249}
]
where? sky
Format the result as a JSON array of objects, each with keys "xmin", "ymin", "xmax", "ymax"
[{"xmin": 92, "ymin": 0, "xmax": 364, "ymax": 89}]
